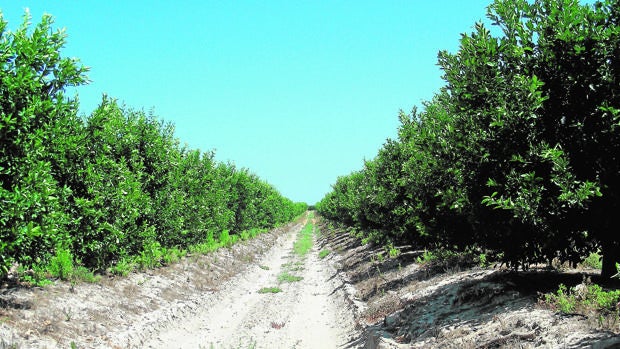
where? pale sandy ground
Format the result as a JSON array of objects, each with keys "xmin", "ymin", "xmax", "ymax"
[
  {"xmin": 319, "ymin": 225, "xmax": 620, "ymax": 349},
  {"xmin": 0, "ymin": 218, "xmax": 358, "ymax": 349},
  {"xmin": 143, "ymin": 222, "xmax": 356, "ymax": 349},
  {"xmin": 3, "ymin": 215, "xmax": 620, "ymax": 349}
]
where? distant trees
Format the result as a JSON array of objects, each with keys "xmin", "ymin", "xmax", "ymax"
[
  {"xmin": 317, "ymin": 0, "xmax": 620, "ymax": 277},
  {"xmin": 0, "ymin": 12, "xmax": 306, "ymax": 275}
]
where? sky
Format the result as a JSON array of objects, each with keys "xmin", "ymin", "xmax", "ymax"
[{"xmin": 1, "ymin": 1, "xmax": 494, "ymax": 204}]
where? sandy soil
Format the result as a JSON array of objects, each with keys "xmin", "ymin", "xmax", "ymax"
[
  {"xmin": 317, "ymin": 222, "xmax": 620, "ymax": 349},
  {"xmin": 3, "ymin": 214, "xmax": 620, "ymax": 349},
  {"xmin": 143, "ymin": 220, "xmax": 356, "ymax": 349},
  {"xmin": 0, "ymin": 217, "xmax": 357, "ymax": 349}
]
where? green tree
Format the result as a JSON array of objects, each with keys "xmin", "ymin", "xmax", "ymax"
[
  {"xmin": 0, "ymin": 10, "xmax": 308, "ymax": 276},
  {"xmin": 438, "ymin": 0, "xmax": 619, "ymax": 275},
  {"xmin": 0, "ymin": 12, "xmax": 89, "ymax": 273},
  {"xmin": 318, "ymin": 0, "xmax": 620, "ymax": 278}
]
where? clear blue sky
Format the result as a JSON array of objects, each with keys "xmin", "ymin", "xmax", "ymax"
[{"xmin": 2, "ymin": 1, "xmax": 494, "ymax": 204}]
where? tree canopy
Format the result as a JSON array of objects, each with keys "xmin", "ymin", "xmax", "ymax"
[
  {"xmin": 0, "ymin": 12, "xmax": 306, "ymax": 276},
  {"xmin": 318, "ymin": 0, "xmax": 620, "ymax": 277}
]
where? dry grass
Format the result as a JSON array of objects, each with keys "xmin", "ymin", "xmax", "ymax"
[{"xmin": 361, "ymin": 292, "xmax": 403, "ymax": 323}]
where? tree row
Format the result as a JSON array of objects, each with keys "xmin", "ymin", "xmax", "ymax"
[
  {"xmin": 317, "ymin": 0, "xmax": 619, "ymax": 277},
  {"xmin": 0, "ymin": 13, "xmax": 306, "ymax": 275}
]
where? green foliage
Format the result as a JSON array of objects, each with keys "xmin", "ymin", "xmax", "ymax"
[
  {"xmin": 542, "ymin": 280, "xmax": 620, "ymax": 330},
  {"xmin": 257, "ymin": 287, "xmax": 282, "ymax": 294},
  {"xmin": 47, "ymin": 249, "xmax": 74, "ymax": 280},
  {"xmin": 136, "ymin": 241, "xmax": 165, "ymax": 269},
  {"xmin": 0, "ymin": 11, "xmax": 306, "ymax": 278},
  {"xmin": 294, "ymin": 222, "xmax": 314, "ymax": 257},
  {"xmin": 277, "ymin": 271, "xmax": 303, "ymax": 283},
  {"xmin": 478, "ymin": 253, "xmax": 489, "ymax": 268},
  {"xmin": 582, "ymin": 252, "xmax": 603, "ymax": 270},
  {"xmin": 18, "ymin": 264, "xmax": 52, "ymax": 287},
  {"xmin": 188, "ymin": 235, "xmax": 220, "ymax": 255},
  {"xmin": 544, "ymin": 282, "xmax": 620, "ymax": 315},
  {"xmin": 109, "ymin": 258, "xmax": 134, "ymax": 277},
  {"xmin": 0, "ymin": 10, "xmax": 88, "ymax": 274},
  {"xmin": 416, "ymin": 250, "xmax": 438, "ymax": 265},
  {"xmin": 318, "ymin": 249, "xmax": 331, "ymax": 259},
  {"xmin": 545, "ymin": 284, "xmax": 576, "ymax": 313},
  {"xmin": 374, "ymin": 252, "xmax": 385, "ymax": 263},
  {"xmin": 162, "ymin": 247, "xmax": 185, "ymax": 265},
  {"xmin": 71, "ymin": 266, "xmax": 100, "ymax": 283},
  {"xmin": 219, "ymin": 230, "xmax": 232, "ymax": 248},
  {"xmin": 317, "ymin": 0, "xmax": 620, "ymax": 276},
  {"xmin": 386, "ymin": 243, "xmax": 400, "ymax": 258}
]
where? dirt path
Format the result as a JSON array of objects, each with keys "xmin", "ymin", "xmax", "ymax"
[
  {"xmin": 4, "ymin": 215, "xmax": 619, "ymax": 348},
  {"xmin": 142, "ymin": 219, "xmax": 355, "ymax": 349},
  {"xmin": 0, "ymin": 218, "xmax": 358, "ymax": 349}
]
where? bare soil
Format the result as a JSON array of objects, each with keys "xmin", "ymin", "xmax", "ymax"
[
  {"xmin": 317, "ymin": 222, "xmax": 620, "ymax": 348},
  {"xmin": 141, "ymin": 217, "xmax": 356, "ymax": 349},
  {"xmin": 2, "ymin": 215, "xmax": 620, "ymax": 348},
  {"xmin": 0, "ymin": 217, "xmax": 357, "ymax": 349}
]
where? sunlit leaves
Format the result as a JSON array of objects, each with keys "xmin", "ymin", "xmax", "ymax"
[{"xmin": 0, "ymin": 12, "xmax": 306, "ymax": 275}]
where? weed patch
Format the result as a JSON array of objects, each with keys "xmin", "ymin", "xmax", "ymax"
[
  {"xmin": 319, "ymin": 249, "xmax": 330, "ymax": 259},
  {"xmin": 219, "ymin": 230, "xmax": 232, "ymax": 248},
  {"xmin": 258, "ymin": 287, "xmax": 282, "ymax": 294},
  {"xmin": 17, "ymin": 249, "xmax": 100, "ymax": 285},
  {"xmin": 71, "ymin": 266, "xmax": 100, "ymax": 283},
  {"xmin": 278, "ymin": 271, "xmax": 303, "ymax": 283},
  {"xmin": 416, "ymin": 250, "xmax": 439, "ymax": 265},
  {"xmin": 19, "ymin": 264, "xmax": 53, "ymax": 287},
  {"xmin": 109, "ymin": 258, "xmax": 134, "ymax": 276},
  {"xmin": 581, "ymin": 252, "xmax": 603, "ymax": 269},
  {"xmin": 294, "ymin": 223, "xmax": 314, "ymax": 257},
  {"xmin": 542, "ymin": 280, "xmax": 620, "ymax": 330},
  {"xmin": 189, "ymin": 240, "xmax": 220, "ymax": 255},
  {"xmin": 387, "ymin": 245, "xmax": 400, "ymax": 258},
  {"xmin": 281, "ymin": 261, "xmax": 303, "ymax": 272},
  {"xmin": 48, "ymin": 249, "xmax": 74, "ymax": 280}
]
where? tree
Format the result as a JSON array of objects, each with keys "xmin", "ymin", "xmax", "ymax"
[
  {"xmin": 0, "ymin": 12, "xmax": 89, "ymax": 272},
  {"xmin": 318, "ymin": 0, "xmax": 620, "ymax": 278},
  {"xmin": 437, "ymin": 0, "xmax": 619, "ymax": 274}
]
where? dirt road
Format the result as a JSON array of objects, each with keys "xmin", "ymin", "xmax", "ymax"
[
  {"xmin": 3, "ymin": 215, "xmax": 620, "ymax": 348},
  {"xmin": 144, "ymin": 221, "xmax": 355, "ymax": 349},
  {"xmin": 0, "ymin": 217, "xmax": 357, "ymax": 349}
]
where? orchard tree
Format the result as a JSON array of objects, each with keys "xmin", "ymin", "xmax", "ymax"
[
  {"xmin": 318, "ymin": 0, "xmax": 619, "ymax": 278},
  {"xmin": 0, "ymin": 12, "xmax": 89, "ymax": 272},
  {"xmin": 438, "ymin": 0, "xmax": 619, "ymax": 276}
]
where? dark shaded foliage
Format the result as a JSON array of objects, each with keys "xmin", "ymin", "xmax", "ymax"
[{"xmin": 318, "ymin": 0, "xmax": 619, "ymax": 277}]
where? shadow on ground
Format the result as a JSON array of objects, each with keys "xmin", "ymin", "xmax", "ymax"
[{"xmin": 317, "ymin": 221, "xmax": 620, "ymax": 349}]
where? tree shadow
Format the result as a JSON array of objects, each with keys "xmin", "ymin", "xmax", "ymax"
[
  {"xmin": 373, "ymin": 269, "xmax": 614, "ymax": 344},
  {"xmin": 0, "ymin": 280, "xmax": 35, "ymax": 311}
]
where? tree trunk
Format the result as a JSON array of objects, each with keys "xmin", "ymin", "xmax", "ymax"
[{"xmin": 601, "ymin": 239, "xmax": 620, "ymax": 279}]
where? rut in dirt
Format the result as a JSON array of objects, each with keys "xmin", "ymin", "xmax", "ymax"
[{"xmin": 143, "ymin": 218, "xmax": 356, "ymax": 349}]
